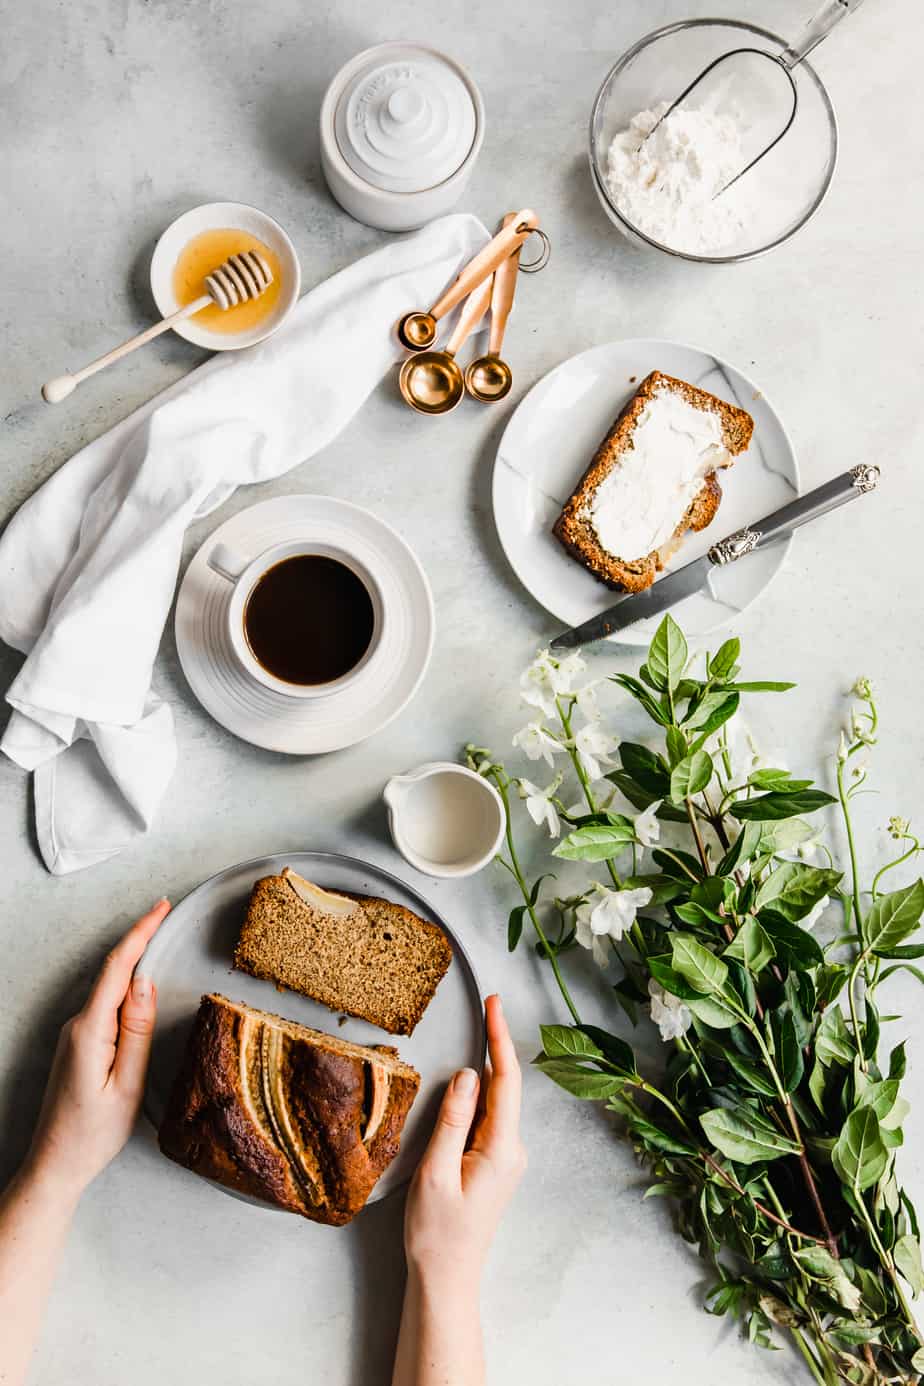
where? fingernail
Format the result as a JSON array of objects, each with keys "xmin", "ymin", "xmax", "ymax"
[
  {"xmin": 454, "ymin": 1068, "xmax": 478, "ymax": 1096},
  {"xmin": 131, "ymin": 974, "xmax": 154, "ymax": 1002}
]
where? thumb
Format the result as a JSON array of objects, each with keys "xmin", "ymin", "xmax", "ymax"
[
  {"xmin": 112, "ymin": 973, "xmax": 157, "ymax": 1097},
  {"xmin": 423, "ymin": 1069, "xmax": 480, "ymax": 1179}
]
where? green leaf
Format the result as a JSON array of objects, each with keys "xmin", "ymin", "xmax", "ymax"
[
  {"xmin": 618, "ymin": 743, "xmax": 671, "ymax": 796},
  {"xmin": 688, "ymin": 995, "xmax": 740, "ymax": 1030},
  {"xmin": 647, "ymin": 615, "xmax": 688, "ymax": 694},
  {"xmin": 670, "ymin": 750, "xmax": 714, "ymax": 801},
  {"xmin": 610, "ymin": 673, "xmax": 670, "ymax": 727},
  {"xmin": 832, "ymin": 1107, "xmax": 888, "ymax": 1193},
  {"xmin": 671, "ymin": 935, "xmax": 729, "ymax": 995},
  {"xmin": 665, "ymin": 726, "xmax": 688, "ymax": 768},
  {"xmin": 863, "ymin": 880, "xmax": 924, "ymax": 955},
  {"xmin": 724, "ymin": 918, "xmax": 776, "ymax": 974},
  {"xmin": 507, "ymin": 905, "xmax": 526, "ymax": 952},
  {"xmin": 894, "ymin": 1235, "xmax": 924, "ymax": 1295},
  {"xmin": 753, "ymin": 863, "xmax": 841, "ymax": 922},
  {"xmin": 576, "ymin": 1023, "xmax": 638, "ymax": 1075},
  {"xmin": 889, "ymin": 1041, "xmax": 908, "ymax": 1081},
  {"xmin": 540, "ymin": 1024, "xmax": 604, "ymax": 1061},
  {"xmin": 730, "ymin": 789, "xmax": 837, "ymax": 822},
  {"xmin": 809, "ymin": 1057, "xmax": 828, "ymax": 1112},
  {"xmin": 648, "ymin": 956, "xmax": 700, "ymax": 1001},
  {"xmin": 622, "ymin": 873, "xmax": 684, "ymax": 906},
  {"xmin": 726, "ymin": 681, "xmax": 796, "ymax": 693},
  {"xmin": 748, "ymin": 768, "xmax": 812, "ymax": 792},
  {"xmin": 652, "ymin": 848, "xmax": 705, "ymax": 882},
  {"xmin": 709, "ymin": 638, "xmax": 740, "ymax": 681},
  {"xmin": 816, "ymin": 1006, "xmax": 855, "ymax": 1066},
  {"xmin": 684, "ymin": 691, "xmax": 739, "ymax": 738},
  {"xmin": 758, "ymin": 910, "xmax": 825, "ymax": 968},
  {"xmin": 771, "ymin": 1009, "xmax": 804, "ymax": 1093},
  {"xmin": 553, "ymin": 821, "xmax": 635, "ymax": 862},
  {"xmin": 533, "ymin": 1056, "xmax": 624, "ymax": 1100},
  {"xmin": 700, "ymin": 1106, "xmax": 802, "ymax": 1164},
  {"xmin": 716, "ymin": 821, "xmax": 765, "ymax": 875},
  {"xmin": 792, "ymin": 1248, "xmax": 862, "ymax": 1313},
  {"xmin": 626, "ymin": 1114, "xmax": 697, "ymax": 1157},
  {"xmin": 723, "ymin": 1050, "xmax": 778, "ymax": 1097}
]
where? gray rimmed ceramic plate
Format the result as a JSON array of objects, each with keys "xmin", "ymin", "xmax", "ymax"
[
  {"xmin": 492, "ymin": 339, "xmax": 800, "ymax": 645},
  {"xmin": 141, "ymin": 851, "xmax": 485, "ymax": 1213}
]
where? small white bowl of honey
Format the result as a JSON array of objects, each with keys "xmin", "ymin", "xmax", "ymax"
[{"xmin": 150, "ymin": 201, "xmax": 300, "ymax": 351}]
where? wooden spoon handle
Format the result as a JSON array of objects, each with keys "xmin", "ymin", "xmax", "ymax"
[
  {"xmin": 488, "ymin": 213, "xmax": 522, "ymax": 357},
  {"xmin": 429, "ymin": 208, "xmax": 539, "ymax": 326},
  {"xmin": 445, "ymin": 275, "xmax": 495, "ymax": 356},
  {"xmin": 42, "ymin": 295, "xmax": 211, "ymax": 403}
]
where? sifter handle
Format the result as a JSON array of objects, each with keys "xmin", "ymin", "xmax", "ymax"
[
  {"xmin": 428, "ymin": 209, "xmax": 539, "ymax": 325},
  {"xmin": 780, "ymin": 0, "xmax": 867, "ymax": 69}
]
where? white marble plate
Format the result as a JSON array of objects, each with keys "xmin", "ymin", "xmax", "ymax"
[
  {"xmin": 492, "ymin": 340, "xmax": 800, "ymax": 645},
  {"xmin": 141, "ymin": 851, "xmax": 486, "ymax": 1212},
  {"xmin": 175, "ymin": 495, "xmax": 434, "ymax": 754}
]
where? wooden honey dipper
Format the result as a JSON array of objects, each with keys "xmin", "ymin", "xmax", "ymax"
[{"xmin": 42, "ymin": 250, "xmax": 274, "ymax": 403}]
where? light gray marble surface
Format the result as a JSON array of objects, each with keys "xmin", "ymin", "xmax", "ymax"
[{"xmin": 1, "ymin": 0, "xmax": 922, "ymax": 1382}]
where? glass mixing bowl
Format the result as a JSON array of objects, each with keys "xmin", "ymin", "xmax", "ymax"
[{"xmin": 589, "ymin": 19, "xmax": 838, "ymax": 263}]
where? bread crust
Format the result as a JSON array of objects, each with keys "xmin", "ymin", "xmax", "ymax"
[
  {"xmin": 553, "ymin": 370, "xmax": 753, "ymax": 592},
  {"xmin": 158, "ymin": 994, "xmax": 420, "ymax": 1226}
]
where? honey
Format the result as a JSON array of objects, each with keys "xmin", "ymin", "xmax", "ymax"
[{"xmin": 172, "ymin": 227, "xmax": 283, "ymax": 334}]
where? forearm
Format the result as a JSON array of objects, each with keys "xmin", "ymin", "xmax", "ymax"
[
  {"xmin": 392, "ymin": 1267, "xmax": 484, "ymax": 1386},
  {"xmin": 0, "ymin": 1163, "xmax": 80, "ymax": 1386}
]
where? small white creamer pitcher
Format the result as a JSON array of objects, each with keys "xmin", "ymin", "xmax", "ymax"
[{"xmin": 383, "ymin": 762, "xmax": 505, "ymax": 878}]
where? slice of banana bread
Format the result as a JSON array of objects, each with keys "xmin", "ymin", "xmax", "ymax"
[
  {"xmin": 553, "ymin": 370, "xmax": 753, "ymax": 593},
  {"xmin": 158, "ymin": 993, "xmax": 420, "ymax": 1225},
  {"xmin": 233, "ymin": 868, "xmax": 453, "ymax": 1036}
]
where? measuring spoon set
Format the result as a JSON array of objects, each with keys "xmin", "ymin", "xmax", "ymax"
[{"xmin": 396, "ymin": 209, "xmax": 549, "ymax": 416}]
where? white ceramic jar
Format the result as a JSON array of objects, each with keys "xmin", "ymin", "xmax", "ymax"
[{"xmin": 320, "ymin": 42, "xmax": 485, "ymax": 232}]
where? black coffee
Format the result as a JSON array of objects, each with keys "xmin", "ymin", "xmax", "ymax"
[{"xmin": 243, "ymin": 555, "xmax": 375, "ymax": 686}]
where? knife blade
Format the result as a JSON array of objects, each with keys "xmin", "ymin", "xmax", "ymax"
[{"xmin": 550, "ymin": 464, "xmax": 880, "ymax": 651}]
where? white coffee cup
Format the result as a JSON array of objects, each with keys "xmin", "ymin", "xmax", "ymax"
[
  {"xmin": 207, "ymin": 538, "xmax": 384, "ymax": 698},
  {"xmin": 383, "ymin": 762, "xmax": 506, "ymax": 878}
]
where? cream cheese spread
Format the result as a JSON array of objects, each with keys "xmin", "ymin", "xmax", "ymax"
[{"xmin": 585, "ymin": 388, "xmax": 730, "ymax": 561}]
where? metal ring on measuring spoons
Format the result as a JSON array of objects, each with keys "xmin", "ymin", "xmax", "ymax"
[{"xmin": 517, "ymin": 227, "xmax": 551, "ymax": 273}]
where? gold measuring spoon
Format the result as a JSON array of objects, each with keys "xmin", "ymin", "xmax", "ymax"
[
  {"xmin": 464, "ymin": 213, "xmax": 521, "ymax": 403},
  {"xmin": 396, "ymin": 208, "xmax": 538, "ymax": 352},
  {"xmin": 398, "ymin": 275, "xmax": 494, "ymax": 415}
]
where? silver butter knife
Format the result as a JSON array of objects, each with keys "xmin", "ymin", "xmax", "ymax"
[{"xmin": 550, "ymin": 464, "xmax": 880, "ymax": 651}]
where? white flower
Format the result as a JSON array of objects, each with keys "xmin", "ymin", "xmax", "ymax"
[
  {"xmin": 520, "ymin": 649, "xmax": 586, "ymax": 715},
  {"xmin": 802, "ymin": 895, "xmax": 830, "ymax": 931},
  {"xmin": 852, "ymin": 676, "xmax": 873, "ymax": 700},
  {"xmin": 837, "ymin": 730, "xmax": 850, "ymax": 764},
  {"xmin": 889, "ymin": 816, "xmax": 911, "ymax": 840},
  {"xmin": 633, "ymin": 800, "xmax": 662, "ymax": 848},
  {"xmin": 574, "ymin": 681, "xmax": 601, "ymax": 722},
  {"xmin": 648, "ymin": 979, "xmax": 692, "ymax": 1042},
  {"xmin": 577, "ymin": 882, "xmax": 652, "ymax": 943},
  {"xmin": 574, "ymin": 722, "xmax": 617, "ymax": 781},
  {"xmin": 512, "ymin": 721, "xmax": 564, "ymax": 768},
  {"xmin": 574, "ymin": 911, "xmax": 611, "ymax": 969},
  {"xmin": 517, "ymin": 774, "xmax": 561, "ymax": 838}
]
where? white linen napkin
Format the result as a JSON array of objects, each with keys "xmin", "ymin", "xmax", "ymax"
[{"xmin": 0, "ymin": 212, "xmax": 489, "ymax": 874}]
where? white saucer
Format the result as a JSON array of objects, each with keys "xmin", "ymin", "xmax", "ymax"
[
  {"xmin": 150, "ymin": 200, "xmax": 300, "ymax": 351},
  {"xmin": 492, "ymin": 339, "xmax": 800, "ymax": 645},
  {"xmin": 175, "ymin": 496, "xmax": 434, "ymax": 754}
]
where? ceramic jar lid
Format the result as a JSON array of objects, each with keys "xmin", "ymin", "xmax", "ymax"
[{"xmin": 333, "ymin": 45, "xmax": 477, "ymax": 194}]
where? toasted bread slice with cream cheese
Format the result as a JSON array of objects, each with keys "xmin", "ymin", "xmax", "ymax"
[{"xmin": 553, "ymin": 371, "xmax": 753, "ymax": 593}]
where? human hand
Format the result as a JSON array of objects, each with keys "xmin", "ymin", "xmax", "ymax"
[
  {"xmin": 404, "ymin": 994, "xmax": 526, "ymax": 1293},
  {"xmin": 23, "ymin": 900, "xmax": 170, "ymax": 1201}
]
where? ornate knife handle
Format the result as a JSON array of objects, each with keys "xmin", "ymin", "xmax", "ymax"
[{"xmin": 707, "ymin": 465, "xmax": 879, "ymax": 566}]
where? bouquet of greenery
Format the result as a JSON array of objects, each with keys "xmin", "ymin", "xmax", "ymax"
[{"xmin": 467, "ymin": 616, "xmax": 924, "ymax": 1384}]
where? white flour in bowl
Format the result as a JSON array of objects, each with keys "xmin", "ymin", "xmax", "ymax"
[{"xmin": 605, "ymin": 101, "xmax": 752, "ymax": 256}]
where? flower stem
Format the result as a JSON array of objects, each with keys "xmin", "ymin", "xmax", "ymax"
[
  {"xmin": 557, "ymin": 697, "xmax": 622, "ymax": 890},
  {"xmin": 789, "ymin": 1327, "xmax": 828, "ymax": 1386},
  {"xmin": 493, "ymin": 773, "xmax": 581, "ymax": 1025}
]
